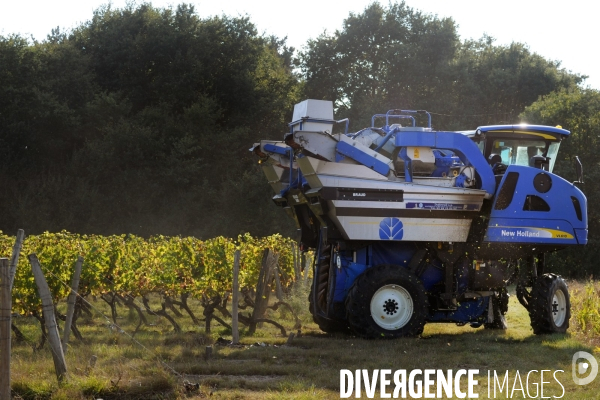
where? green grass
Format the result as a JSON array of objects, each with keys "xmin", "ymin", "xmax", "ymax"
[
  {"xmin": 570, "ymin": 280, "xmax": 600, "ymax": 348},
  {"xmin": 8, "ymin": 282, "xmax": 600, "ymax": 399}
]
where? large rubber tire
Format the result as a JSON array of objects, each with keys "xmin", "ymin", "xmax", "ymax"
[
  {"xmin": 528, "ymin": 273, "xmax": 570, "ymax": 334},
  {"xmin": 307, "ymin": 241, "xmax": 348, "ymax": 334},
  {"xmin": 484, "ymin": 289, "xmax": 509, "ymax": 330},
  {"xmin": 345, "ymin": 265, "xmax": 428, "ymax": 339},
  {"xmin": 308, "ymin": 284, "xmax": 349, "ymax": 333}
]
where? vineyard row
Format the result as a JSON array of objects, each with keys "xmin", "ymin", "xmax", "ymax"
[{"xmin": 0, "ymin": 231, "xmax": 303, "ymax": 318}]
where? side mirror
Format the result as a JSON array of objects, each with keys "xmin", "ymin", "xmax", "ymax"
[{"xmin": 574, "ymin": 156, "xmax": 584, "ymax": 184}]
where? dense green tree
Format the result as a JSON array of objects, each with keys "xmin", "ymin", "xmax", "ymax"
[
  {"xmin": 0, "ymin": 0, "xmax": 594, "ymax": 272},
  {"xmin": 299, "ymin": 2, "xmax": 583, "ymax": 131},
  {"xmin": 521, "ymin": 88, "xmax": 600, "ymax": 166},
  {"xmin": 300, "ymin": 2, "xmax": 459, "ymax": 127},
  {"xmin": 0, "ymin": 33, "xmax": 94, "ymax": 169},
  {"xmin": 446, "ymin": 37, "xmax": 584, "ymax": 129},
  {"xmin": 0, "ymin": 3, "xmax": 300, "ymax": 238}
]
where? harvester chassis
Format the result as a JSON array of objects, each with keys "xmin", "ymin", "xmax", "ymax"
[{"xmin": 253, "ymin": 99, "xmax": 586, "ymax": 339}]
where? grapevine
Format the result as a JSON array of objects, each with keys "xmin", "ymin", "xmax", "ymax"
[{"xmin": 0, "ymin": 231, "xmax": 303, "ymax": 339}]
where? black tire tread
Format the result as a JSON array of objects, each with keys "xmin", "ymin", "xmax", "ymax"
[
  {"xmin": 528, "ymin": 273, "xmax": 570, "ymax": 335},
  {"xmin": 316, "ymin": 243, "xmax": 331, "ymax": 312},
  {"xmin": 308, "ymin": 241, "xmax": 348, "ymax": 334}
]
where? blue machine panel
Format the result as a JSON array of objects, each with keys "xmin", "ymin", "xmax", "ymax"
[
  {"xmin": 332, "ymin": 242, "xmax": 450, "ymax": 301},
  {"xmin": 333, "ymin": 260, "xmax": 368, "ymax": 302},
  {"xmin": 396, "ymin": 131, "xmax": 496, "ymax": 196},
  {"xmin": 575, "ymin": 228, "xmax": 588, "ymax": 244},
  {"xmin": 336, "ymin": 141, "xmax": 390, "ymax": 176},
  {"xmin": 371, "ymin": 242, "xmax": 416, "ymax": 266},
  {"xmin": 486, "ymin": 165, "xmax": 587, "ymax": 244},
  {"xmin": 395, "ymin": 131, "xmax": 437, "ymax": 147},
  {"xmin": 263, "ymin": 143, "xmax": 291, "ymax": 156}
]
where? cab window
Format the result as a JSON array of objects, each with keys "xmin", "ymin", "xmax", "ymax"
[{"xmin": 491, "ymin": 139, "xmax": 547, "ymax": 167}]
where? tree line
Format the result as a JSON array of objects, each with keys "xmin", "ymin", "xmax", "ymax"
[{"xmin": 0, "ymin": 1, "xmax": 597, "ymax": 276}]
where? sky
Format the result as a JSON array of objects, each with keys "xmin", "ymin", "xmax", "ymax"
[{"xmin": 1, "ymin": 0, "xmax": 599, "ymax": 89}]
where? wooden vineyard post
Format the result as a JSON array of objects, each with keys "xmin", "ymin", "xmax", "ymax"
[
  {"xmin": 29, "ymin": 254, "xmax": 68, "ymax": 383},
  {"xmin": 63, "ymin": 256, "xmax": 83, "ymax": 353},
  {"xmin": 231, "ymin": 249, "xmax": 240, "ymax": 345},
  {"xmin": 292, "ymin": 243, "xmax": 300, "ymax": 282},
  {"xmin": 8, "ymin": 229, "xmax": 24, "ymax": 289},
  {"xmin": 274, "ymin": 254, "xmax": 283, "ymax": 301},
  {"xmin": 249, "ymin": 249, "xmax": 274, "ymax": 334},
  {"xmin": 1, "ymin": 258, "xmax": 11, "ymax": 399},
  {"xmin": 1, "ymin": 232, "xmax": 23, "ymax": 399}
]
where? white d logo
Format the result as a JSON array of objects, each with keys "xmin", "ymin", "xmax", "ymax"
[{"xmin": 572, "ymin": 351, "xmax": 598, "ymax": 385}]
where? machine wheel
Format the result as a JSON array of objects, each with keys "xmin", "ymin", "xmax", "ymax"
[
  {"xmin": 308, "ymin": 284, "xmax": 349, "ymax": 333},
  {"xmin": 345, "ymin": 265, "xmax": 428, "ymax": 339},
  {"xmin": 528, "ymin": 273, "xmax": 570, "ymax": 334},
  {"xmin": 308, "ymin": 241, "xmax": 348, "ymax": 333},
  {"xmin": 484, "ymin": 289, "xmax": 509, "ymax": 330}
]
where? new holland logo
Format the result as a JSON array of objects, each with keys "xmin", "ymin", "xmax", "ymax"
[{"xmin": 379, "ymin": 217, "xmax": 404, "ymax": 240}]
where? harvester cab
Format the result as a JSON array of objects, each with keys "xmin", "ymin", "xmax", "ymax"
[
  {"xmin": 465, "ymin": 125, "xmax": 587, "ymax": 254},
  {"xmin": 252, "ymin": 99, "xmax": 587, "ymax": 338}
]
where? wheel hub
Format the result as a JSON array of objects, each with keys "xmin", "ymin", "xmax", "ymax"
[
  {"xmin": 383, "ymin": 299, "xmax": 399, "ymax": 315},
  {"xmin": 551, "ymin": 289, "xmax": 567, "ymax": 327},
  {"xmin": 370, "ymin": 284, "xmax": 413, "ymax": 330}
]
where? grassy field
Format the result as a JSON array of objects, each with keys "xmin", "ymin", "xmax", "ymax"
[{"xmin": 8, "ymin": 281, "xmax": 600, "ymax": 399}]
